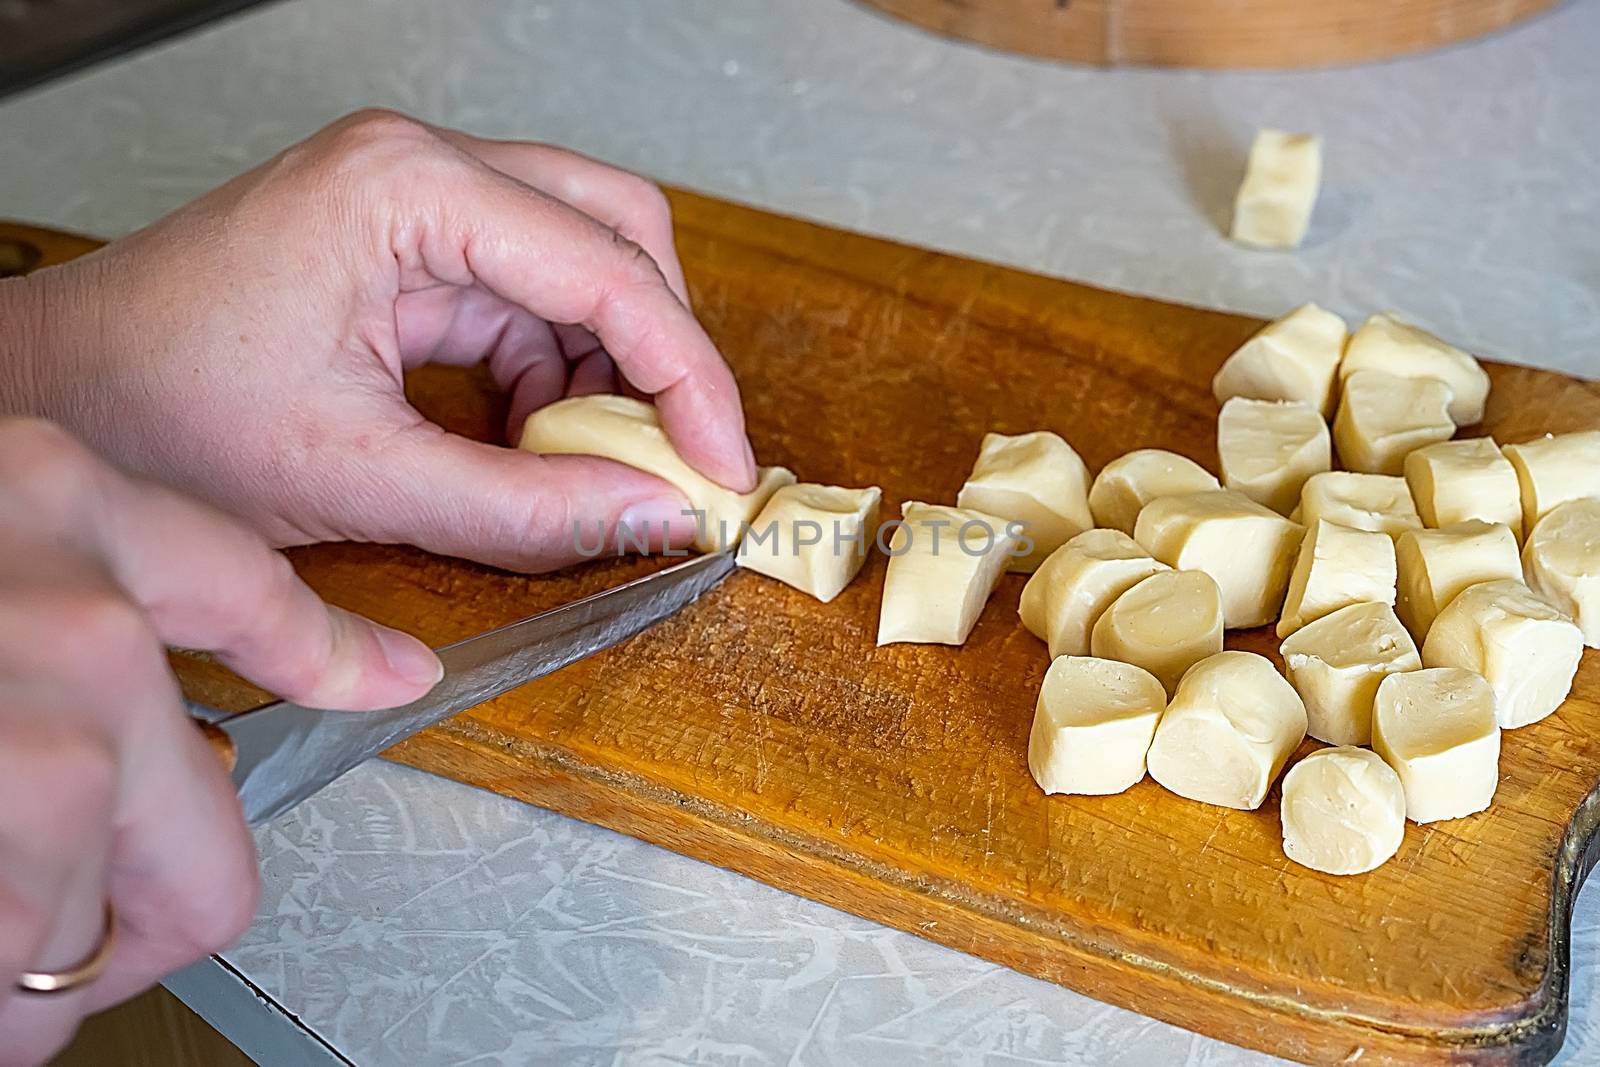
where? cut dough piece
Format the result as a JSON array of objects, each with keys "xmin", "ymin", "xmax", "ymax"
[
  {"xmin": 519, "ymin": 394, "xmax": 794, "ymax": 553},
  {"xmin": 736, "ymin": 483, "xmax": 882, "ymax": 603},
  {"xmin": 1230, "ymin": 129, "xmax": 1321, "ymax": 250},
  {"xmin": 1523, "ymin": 498, "xmax": 1600, "ymax": 647},
  {"xmin": 957, "ymin": 431, "xmax": 1092, "ymax": 573},
  {"xmin": 1280, "ymin": 747, "xmax": 1406, "ymax": 876},
  {"xmin": 1211, "ymin": 303, "xmax": 1348, "ymax": 417},
  {"xmin": 1133, "ymin": 490, "xmax": 1303, "ymax": 628},
  {"xmin": 1018, "ymin": 529, "xmax": 1168, "ymax": 658},
  {"xmin": 1298, "ymin": 472, "xmax": 1423, "ymax": 539},
  {"xmin": 1090, "ymin": 570, "xmax": 1224, "ymax": 695},
  {"xmin": 1146, "ymin": 651, "xmax": 1307, "ymax": 810},
  {"xmin": 1333, "ymin": 370, "xmax": 1455, "ymax": 476},
  {"xmin": 1217, "ymin": 398, "xmax": 1331, "ymax": 515},
  {"xmin": 1394, "ymin": 521, "xmax": 1521, "ymax": 641},
  {"xmin": 1341, "ymin": 313, "xmax": 1490, "ymax": 425},
  {"xmin": 1276, "ymin": 520, "xmax": 1397, "ymax": 639},
  {"xmin": 1028, "ymin": 657, "xmax": 1167, "ymax": 796},
  {"xmin": 1503, "ymin": 431, "xmax": 1600, "ymax": 532},
  {"xmin": 1088, "ymin": 449, "xmax": 1221, "ymax": 535},
  {"xmin": 1280, "ymin": 602, "xmax": 1420, "ymax": 746},
  {"xmin": 1404, "ymin": 437, "xmax": 1523, "ymax": 541},
  {"xmin": 1422, "ymin": 578, "xmax": 1583, "ymax": 729},
  {"xmin": 1372, "ymin": 667, "xmax": 1500, "ymax": 823},
  {"xmin": 877, "ymin": 502, "xmax": 1019, "ymax": 646}
]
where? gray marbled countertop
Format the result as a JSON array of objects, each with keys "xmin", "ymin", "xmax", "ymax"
[{"xmin": 2, "ymin": 1, "xmax": 1597, "ymax": 1063}]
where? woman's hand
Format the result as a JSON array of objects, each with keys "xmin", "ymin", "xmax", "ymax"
[
  {"xmin": 3, "ymin": 109, "xmax": 756, "ymax": 571},
  {"xmin": 0, "ymin": 418, "xmax": 442, "ymax": 1066}
]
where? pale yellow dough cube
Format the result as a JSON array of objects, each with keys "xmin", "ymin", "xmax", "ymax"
[
  {"xmin": 1523, "ymin": 498, "xmax": 1600, "ymax": 647},
  {"xmin": 1276, "ymin": 520, "xmax": 1397, "ymax": 639},
  {"xmin": 1394, "ymin": 521, "xmax": 1521, "ymax": 641},
  {"xmin": 957, "ymin": 431, "xmax": 1092, "ymax": 573},
  {"xmin": 1146, "ymin": 651, "xmax": 1307, "ymax": 810},
  {"xmin": 1341, "ymin": 313, "xmax": 1490, "ymax": 425},
  {"xmin": 1279, "ymin": 602, "xmax": 1420, "ymax": 746},
  {"xmin": 1211, "ymin": 303, "xmax": 1348, "ymax": 417},
  {"xmin": 1333, "ymin": 370, "xmax": 1455, "ymax": 476},
  {"xmin": 1297, "ymin": 472, "xmax": 1423, "ymax": 539},
  {"xmin": 1018, "ymin": 529, "xmax": 1168, "ymax": 659},
  {"xmin": 1090, "ymin": 569, "xmax": 1225, "ymax": 695},
  {"xmin": 736, "ymin": 483, "xmax": 882, "ymax": 603},
  {"xmin": 1230, "ymin": 129, "xmax": 1322, "ymax": 250},
  {"xmin": 1028, "ymin": 657, "xmax": 1167, "ymax": 796},
  {"xmin": 1421, "ymin": 578, "xmax": 1583, "ymax": 729},
  {"xmin": 1280, "ymin": 747, "xmax": 1406, "ymax": 876},
  {"xmin": 1404, "ymin": 437, "xmax": 1523, "ymax": 541},
  {"xmin": 519, "ymin": 394, "xmax": 794, "ymax": 553},
  {"xmin": 1133, "ymin": 490, "xmax": 1303, "ymax": 628},
  {"xmin": 1503, "ymin": 431, "xmax": 1600, "ymax": 532},
  {"xmin": 877, "ymin": 502, "xmax": 1019, "ymax": 646},
  {"xmin": 1088, "ymin": 449, "xmax": 1220, "ymax": 535},
  {"xmin": 1373, "ymin": 668, "xmax": 1500, "ymax": 823},
  {"xmin": 1217, "ymin": 398, "xmax": 1331, "ymax": 515}
]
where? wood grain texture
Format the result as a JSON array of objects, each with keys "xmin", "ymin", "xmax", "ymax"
[
  {"xmin": 6, "ymin": 199, "xmax": 1598, "ymax": 1065},
  {"xmin": 857, "ymin": 0, "xmax": 1560, "ymax": 69}
]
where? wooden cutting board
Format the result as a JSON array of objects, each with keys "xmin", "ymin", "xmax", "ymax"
[{"xmin": 8, "ymin": 197, "xmax": 1598, "ymax": 1066}]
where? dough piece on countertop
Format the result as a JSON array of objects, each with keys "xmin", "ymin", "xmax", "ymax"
[
  {"xmin": 1341, "ymin": 313, "xmax": 1490, "ymax": 425},
  {"xmin": 1146, "ymin": 651, "xmax": 1307, "ymax": 810},
  {"xmin": 1404, "ymin": 437, "xmax": 1523, "ymax": 541},
  {"xmin": 877, "ymin": 502, "xmax": 1019, "ymax": 646},
  {"xmin": 1211, "ymin": 303, "xmax": 1348, "ymax": 417},
  {"xmin": 1018, "ymin": 529, "xmax": 1168, "ymax": 658},
  {"xmin": 1280, "ymin": 602, "xmax": 1420, "ymax": 746},
  {"xmin": 1395, "ymin": 521, "xmax": 1521, "ymax": 641},
  {"xmin": 1297, "ymin": 472, "xmax": 1423, "ymax": 539},
  {"xmin": 736, "ymin": 483, "xmax": 882, "ymax": 603},
  {"xmin": 1280, "ymin": 747, "xmax": 1406, "ymax": 876},
  {"xmin": 1276, "ymin": 520, "xmax": 1397, "ymax": 639},
  {"xmin": 957, "ymin": 431, "xmax": 1093, "ymax": 573},
  {"xmin": 1028, "ymin": 657, "xmax": 1167, "ymax": 796},
  {"xmin": 1333, "ymin": 370, "xmax": 1455, "ymax": 476},
  {"xmin": 1523, "ymin": 498, "xmax": 1600, "ymax": 647},
  {"xmin": 519, "ymin": 394, "xmax": 794, "ymax": 553},
  {"xmin": 1217, "ymin": 398, "xmax": 1332, "ymax": 515},
  {"xmin": 1133, "ymin": 490, "xmax": 1303, "ymax": 628},
  {"xmin": 1373, "ymin": 667, "xmax": 1500, "ymax": 823},
  {"xmin": 1088, "ymin": 449, "xmax": 1221, "ymax": 535},
  {"xmin": 1090, "ymin": 569, "xmax": 1225, "ymax": 695},
  {"xmin": 1503, "ymin": 431, "xmax": 1600, "ymax": 532},
  {"xmin": 1230, "ymin": 129, "xmax": 1322, "ymax": 250},
  {"xmin": 1422, "ymin": 578, "xmax": 1583, "ymax": 729}
]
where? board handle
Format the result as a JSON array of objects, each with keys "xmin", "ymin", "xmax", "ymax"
[{"xmin": 0, "ymin": 220, "xmax": 104, "ymax": 275}]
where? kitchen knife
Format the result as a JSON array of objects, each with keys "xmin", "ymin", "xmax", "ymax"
[{"xmin": 189, "ymin": 550, "xmax": 735, "ymax": 826}]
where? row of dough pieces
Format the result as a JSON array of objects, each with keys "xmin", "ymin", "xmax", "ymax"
[{"xmin": 517, "ymin": 308, "xmax": 1600, "ymax": 876}]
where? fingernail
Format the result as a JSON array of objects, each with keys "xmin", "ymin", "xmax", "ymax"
[
  {"xmin": 740, "ymin": 438, "xmax": 758, "ymax": 483},
  {"xmin": 619, "ymin": 495, "xmax": 698, "ymax": 552},
  {"xmin": 374, "ymin": 625, "xmax": 444, "ymax": 689}
]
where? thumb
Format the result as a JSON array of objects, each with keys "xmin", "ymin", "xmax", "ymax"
[{"xmin": 354, "ymin": 429, "xmax": 700, "ymax": 572}]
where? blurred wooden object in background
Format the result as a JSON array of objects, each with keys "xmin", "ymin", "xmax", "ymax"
[{"xmin": 48, "ymin": 986, "xmax": 256, "ymax": 1067}]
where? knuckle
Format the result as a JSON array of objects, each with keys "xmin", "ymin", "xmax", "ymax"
[
  {"xmin": 617, "ymin": 172, "xmax": 671, "ymax": 224},
  {"xmin": 303, "ymin": 109, "xmax": 441, "ymax": 186},
  {"xmin": 0, "ymin": 418, "xmax": 97, "ymax": 517},
  {"xmin": 175, "ymin": 862, "xmax": 260, "ymax": 958}
]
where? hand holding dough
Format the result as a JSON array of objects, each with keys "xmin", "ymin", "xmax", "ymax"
[
  {"xmin": 736, "ymin": 483, "xmax": 881, "ymax": 603},
  {"xmin": 1018, "ymin": 529, "xmax": 1168, "ymax": 658},
  {"xmin": 1146, "ymin": 651, "xmax": 1307, "ymax": 810},
  {"xmin": 1373, "ymin": 668, "xmax": 1500, "ymax": 823},
  {"xmin": 1217, "ymin": 398, "xmax": 1331, "ymax": 515},
  {"xmin": 1523, "ymin": 498, "xmax": 1600, "ymax": 647},
  {"xmin": 1133, "ymin": 490, "xmax": 1303, "ymax": 628},
  {"xmin": 1333, "ymin": 370, "xmax": 1455, "ymax": 476},
  {"xmin": 1088, "ymin": 450, "xmax": 1220, "ymax": 535},
  {"xmin": 1280, "ymin": 748, "xmax": 1406, "ymax": 875},
  {"xmin": 877, "ymin": 502, "xmax": 1019, "ymax": 646},
  {"xmin": 1421, "ymin": 578, "xmax": 1583, "ymax": 729},
  {"xmin": 1029, "ymin": 657, "xmax": 1167, "ymax": 796},
  {"xmin": 1280, "ymin": 602, "xmax": 1420, "ymax": 746},
  {"xmin": 1341, "ymin": 313, "xmax": 1490, "ymax": 425},
  {"xmin": 1211, "ymin": 303, "xmax": 1348, "ymax": 417},
  {"xmin": 957, "ymin": 431, "xmax": 1093, "ymax": 573},
  {"xmin": 1090, "ymin": 569, "xmax": 1225, "ymax": 694},
  {"xmin": 519, "ymin": 394, "xmax": 793, "ymax": 553}
]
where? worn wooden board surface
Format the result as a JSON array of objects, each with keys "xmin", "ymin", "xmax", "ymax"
[{"xmin": 8, "ymin": 197, "xmax": 1599, "ymax": 1065}]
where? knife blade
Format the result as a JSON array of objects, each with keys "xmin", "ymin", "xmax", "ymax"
[{"xmin": 189, "ymin": 551, "xmax": 735, "ymax": 826}]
